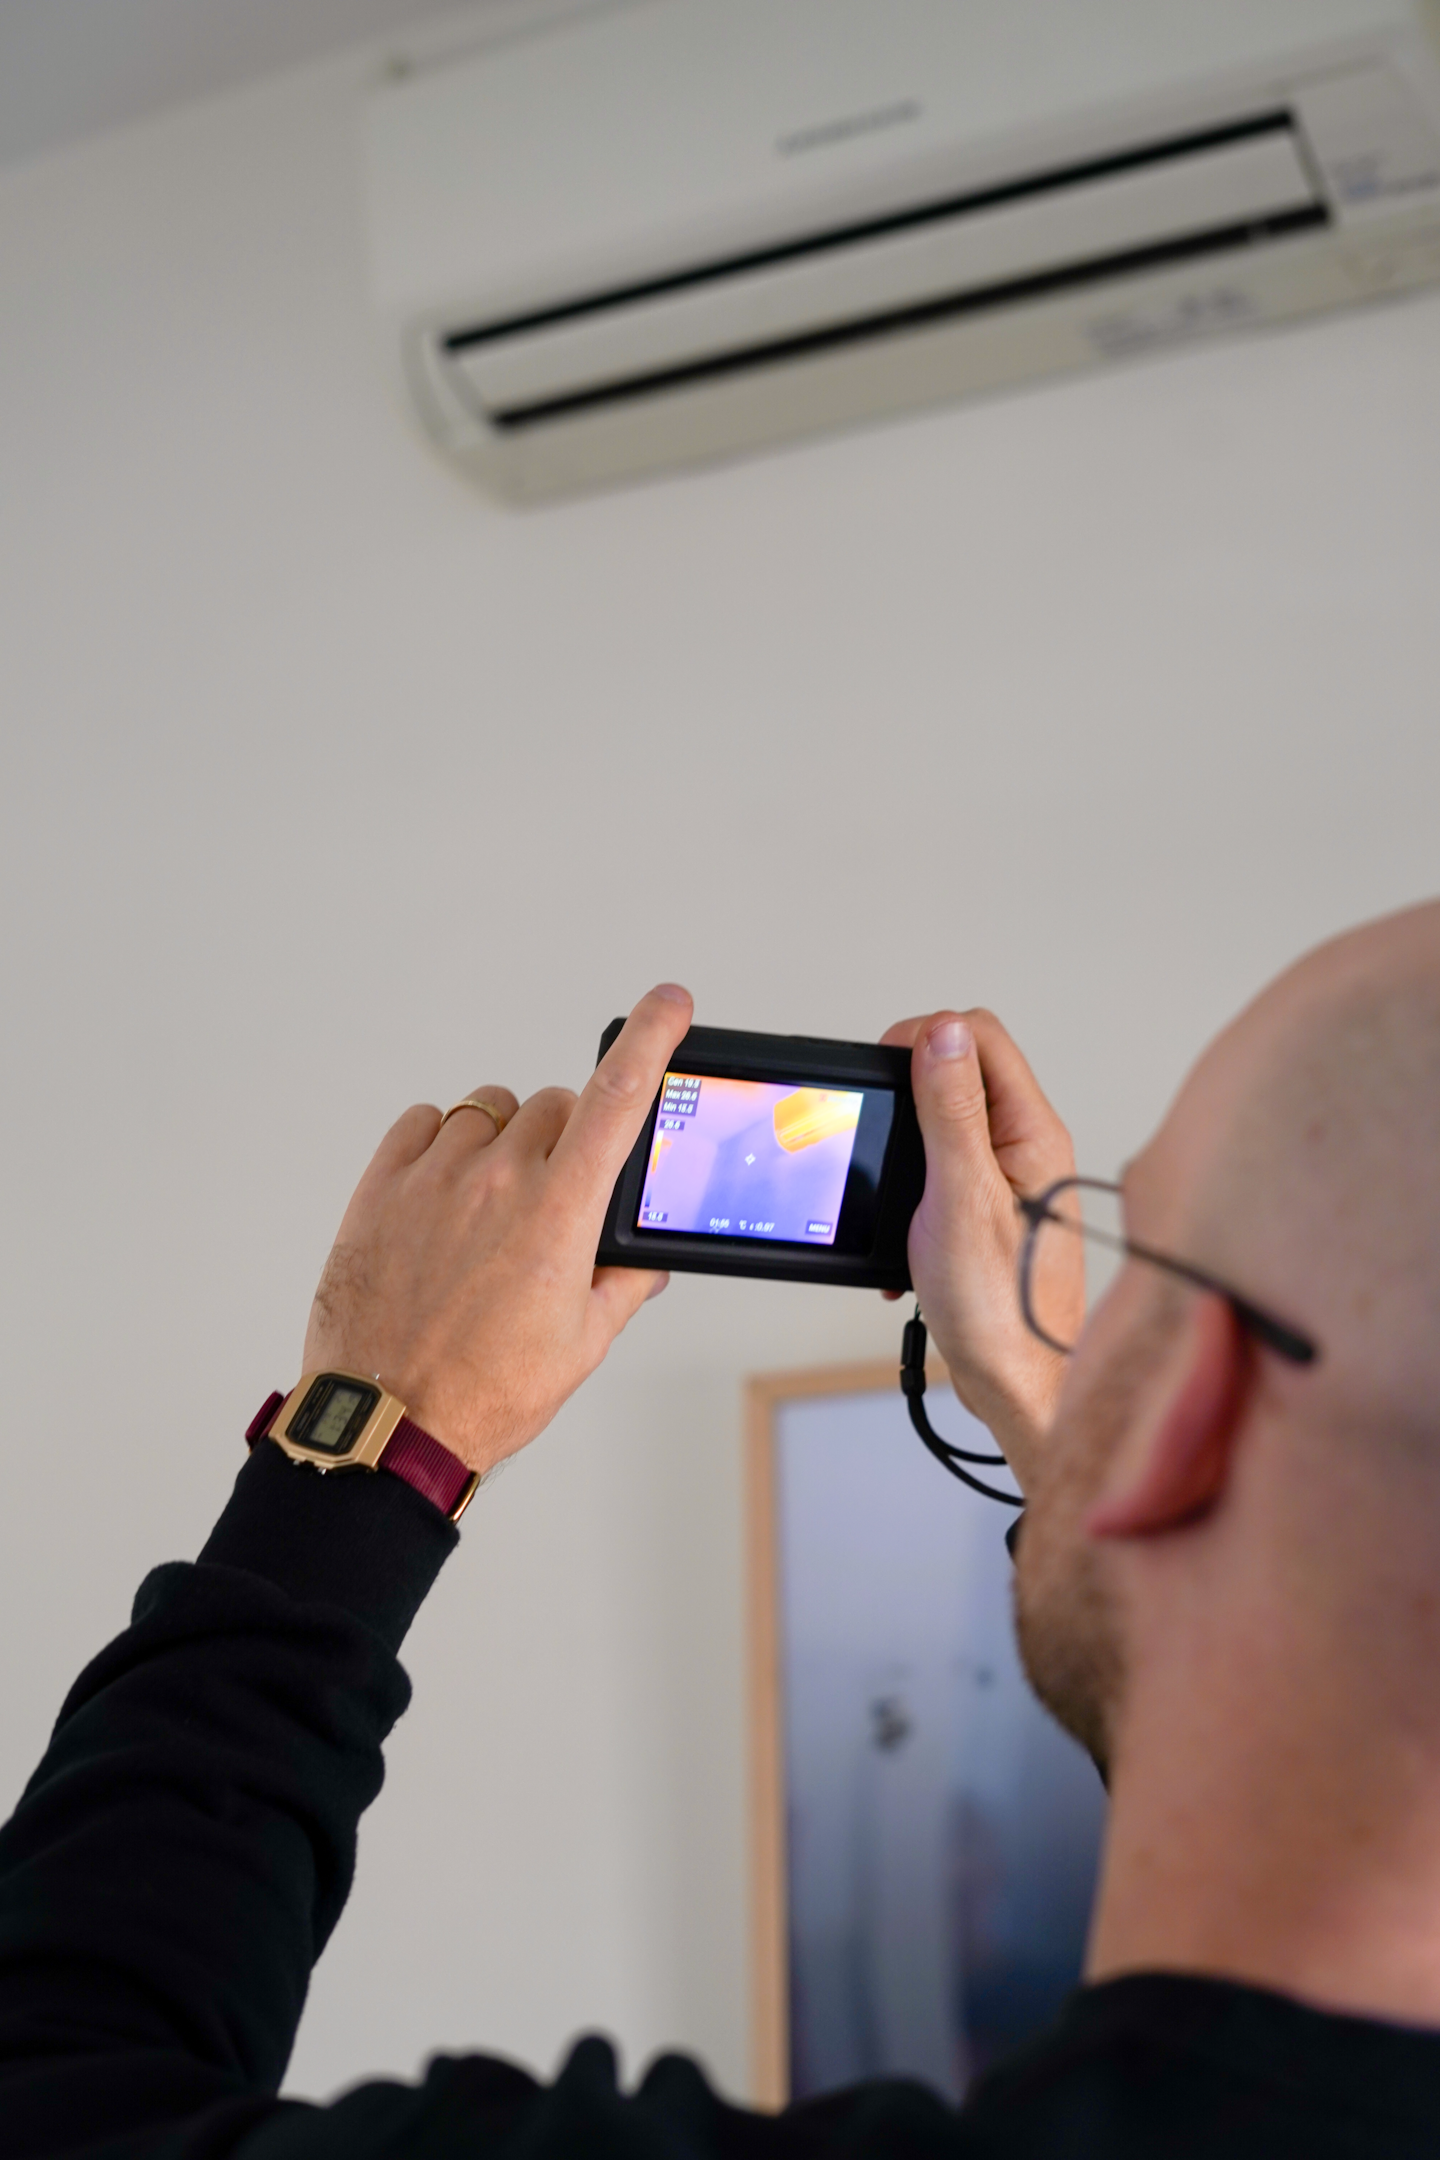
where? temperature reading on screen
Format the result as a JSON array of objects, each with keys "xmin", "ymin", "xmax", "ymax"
[
  {"xmin": 659, "ymin": 1075, "xmax": 701, "ymax": 1123},
  {"xmin": 637, "ymin": 1074, "xmax": 865, "ymax": 1247}
]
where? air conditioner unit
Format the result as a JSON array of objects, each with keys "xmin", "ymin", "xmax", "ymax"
[{"xmin": 364, "ymin": 0, "xmax": 1440, "ymax": 502}]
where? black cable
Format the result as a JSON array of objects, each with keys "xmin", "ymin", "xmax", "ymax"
[{"xmin": 901, "ymin": 1305, "xmax": 1024, "ymax": 1507}]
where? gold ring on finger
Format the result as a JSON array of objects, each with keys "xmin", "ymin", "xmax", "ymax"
[{"xmin": 439, "ymin": 1094, "xmax": 510, "ymax": 1136}]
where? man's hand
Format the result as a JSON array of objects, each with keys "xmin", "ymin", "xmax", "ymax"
[
  {"xmin": 881, "ymin": 1010, "xmax": 1078, "ymax": 1489},
  {"xmin": 302, "ymin": 984, "xmax": 693, "ymax": 1475}
]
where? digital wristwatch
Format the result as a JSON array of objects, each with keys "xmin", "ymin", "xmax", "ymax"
[{"xmin": 247, "ymin": 1373, "xmax": 480, "ymax": 1523}]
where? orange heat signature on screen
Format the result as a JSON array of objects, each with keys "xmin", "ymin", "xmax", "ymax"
[{"xmin": 772, "ymin": 1088, "xmax": 862, "ymax": 1154}]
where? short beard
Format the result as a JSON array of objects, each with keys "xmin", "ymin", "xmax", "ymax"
[{"xmin": 1014, "ymin": 1297, "xmax": 1183, "ymax": 1776}]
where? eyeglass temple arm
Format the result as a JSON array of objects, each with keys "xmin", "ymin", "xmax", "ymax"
[
  {"xmin": 1021, "ymin": 1192, "xmax": 1320, "ymax": 1369},
  {"xmin": 1115, "ymin": 1240, "xmax": 1319, "ymax": 1367}
]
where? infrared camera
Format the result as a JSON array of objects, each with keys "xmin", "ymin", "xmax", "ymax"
[
  {"xmin": 595, "ymin": 1019, "xmax": 1022, "ymax": 1505},
  {"xmin": 594, "ymin": 1023, "xmax": 925, "ymax": 1291}
]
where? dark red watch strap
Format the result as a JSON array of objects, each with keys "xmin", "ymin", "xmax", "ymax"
[
  {"xmin": 379, "ymin": 1414, "xmax": 476, "ymax": 1519},
  {"xmin": 247, "ymin": 1392, "xmax": 287, "ymax": 1446}
]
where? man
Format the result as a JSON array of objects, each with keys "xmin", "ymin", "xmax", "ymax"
[{"xmin": 2, "ymin": 901, "xmax": 1438, "ymax": 2156}]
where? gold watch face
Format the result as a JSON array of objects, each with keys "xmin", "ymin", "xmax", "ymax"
[{"xmin": 284, "ymin": 1375, "xmax": 382, "ymax": 1459}]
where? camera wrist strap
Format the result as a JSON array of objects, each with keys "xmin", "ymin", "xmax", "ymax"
[{"xmin": 900, "ymin": 1305, "xmax": 1023, "ymax": 1507}]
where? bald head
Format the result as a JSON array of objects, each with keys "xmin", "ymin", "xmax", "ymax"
[
  {"xmin": 1015, "ymin": 899, "xmax": 1440, "ymax": 1769},
  {"xmin": 1164, "ymin": 898, "xmax": 1440, "ymax": 1446}
]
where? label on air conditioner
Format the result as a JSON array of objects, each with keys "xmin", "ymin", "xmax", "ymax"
[{"xmin": 1086, "ymin": 286, "xmax": 1258, "ymax": 360}]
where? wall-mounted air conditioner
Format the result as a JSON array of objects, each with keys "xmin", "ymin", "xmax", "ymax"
[{"xmin": 364, "ymin": 0, "xmax": 1440, "ymax": 501}]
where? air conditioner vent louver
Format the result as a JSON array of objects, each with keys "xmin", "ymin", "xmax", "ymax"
[{"xmin": 440, "ymin": 115, "xmax": 1325, "ymax": 432}]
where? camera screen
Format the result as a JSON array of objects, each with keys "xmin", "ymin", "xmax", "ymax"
[{"xmin": 635, "ymin": 1072, "xmax": 890, "ymax": 1247}]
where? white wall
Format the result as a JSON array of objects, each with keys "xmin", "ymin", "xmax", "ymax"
[{"xmin": 0, "ymin": 31, "xmax": 1437, "ymax": 2108}]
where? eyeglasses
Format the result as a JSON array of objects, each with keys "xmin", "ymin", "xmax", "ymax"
[
  {"xmin": 1016, "ymin": 1176, "xmax": 1320, "ymax": 1366},
  {"xmin": 901, "ymin": 1175, "xmax": 1319, "ymax": 1509}
]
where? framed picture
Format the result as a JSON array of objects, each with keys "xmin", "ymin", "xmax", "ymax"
[{"xmin": 745, "ymin": 1361, "xmax": 1106, "ymax": 2108}]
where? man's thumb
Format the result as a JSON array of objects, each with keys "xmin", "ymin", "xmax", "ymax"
[{"xmin": 912, "ymin": 1014, "xmax": 993, "ymax": 1190}]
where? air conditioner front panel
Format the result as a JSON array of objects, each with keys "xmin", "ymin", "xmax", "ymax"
[{"xmin": 366, "ymin": 0, "xmax": 1440, "ymax": 501}]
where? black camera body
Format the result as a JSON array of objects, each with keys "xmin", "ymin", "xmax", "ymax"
[{"xmin": 595, "ymin": 1022, "xmax": 924, "ymax": 1291}]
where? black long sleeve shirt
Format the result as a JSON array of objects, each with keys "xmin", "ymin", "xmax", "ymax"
[{"xmin": 5, "ymin": 1441, "xmax": 1440, "ymax": 2157}]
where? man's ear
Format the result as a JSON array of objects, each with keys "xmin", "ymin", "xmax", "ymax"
[{"xmin": 1086, "ymin": 1293, "xmax": 1250, "ymax": 1540}]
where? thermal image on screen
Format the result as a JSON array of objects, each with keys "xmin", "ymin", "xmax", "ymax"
[{"xmin": 637, "ymin": 1075, "xmax": 866, "ymax": 1245}]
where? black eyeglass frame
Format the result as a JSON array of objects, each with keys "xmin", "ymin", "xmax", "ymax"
[{"xmin": 1016, "ymin": 1176, "xmax": 1320, "ymax": 1367}]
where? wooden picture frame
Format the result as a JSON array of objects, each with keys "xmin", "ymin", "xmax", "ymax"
[{"xmin": 744, "ymin": 1357, "xmax": 933, "ymax": 2108}]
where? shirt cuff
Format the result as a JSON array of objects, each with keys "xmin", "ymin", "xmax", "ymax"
[{"xmin": 198, "ymin": 1437, "xmax": 459, "ymax": 1654}]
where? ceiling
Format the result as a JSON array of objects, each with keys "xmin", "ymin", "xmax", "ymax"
[{"xmin": 0, "ymin": 0, "xmax": 500, "ymax": 170}]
